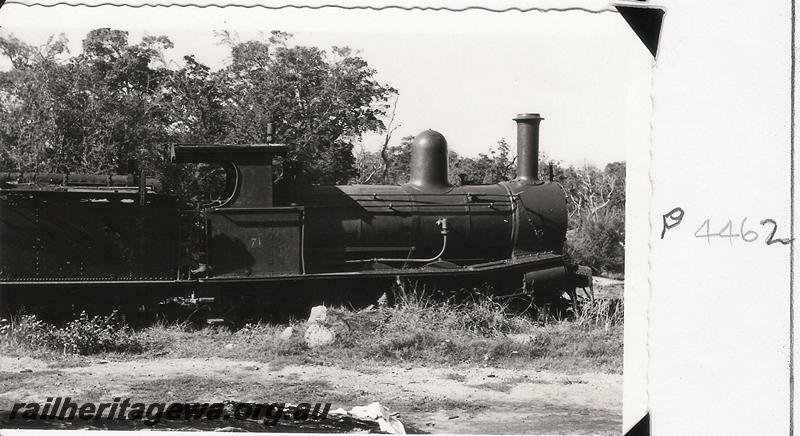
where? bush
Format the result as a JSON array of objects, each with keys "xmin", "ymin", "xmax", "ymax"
[
  {"xmin": 0, "ymin": 311, "xmax": 148, "ymax": 355},
  {"xmin": 0, "ymin": 312, "xmax": 58, "ymax": 351},
  {"xmin": 566, "ymin": 207, "xmax": 625, "ymax": 276},
  {"xmin": 58, "ymin": 311, "xmax": 146, "ymax": 354}
]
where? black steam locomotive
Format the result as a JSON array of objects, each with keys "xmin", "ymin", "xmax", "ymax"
[{"xmin": 0, "ymin": 113, "xmax": 590, "ymax": 322}]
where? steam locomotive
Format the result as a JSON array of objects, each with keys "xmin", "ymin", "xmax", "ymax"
[{"xmin": 0, "ymin": 113, "xmax": 591, "ymax": 322}]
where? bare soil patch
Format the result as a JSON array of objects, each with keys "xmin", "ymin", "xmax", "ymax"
[{"xmin": 0, "ymin": 355, "xmax": 620, "ymax": 434}]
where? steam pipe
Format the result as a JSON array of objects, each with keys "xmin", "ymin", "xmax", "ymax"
[
  {"xmin": 342, "ymin": 234, "xmax": 448, "ymax": 265},
  {"xmin": 513, "ymin": 113, "xmax": 544, "ymax": 183},
  {"xmin": 343, "ymin": 218, "xmax": 449, "ymax": 264}
]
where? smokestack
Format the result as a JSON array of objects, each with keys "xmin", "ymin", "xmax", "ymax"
[{"xmin": 513, "ymin": 113, "xmax": 544, "ymax": 184}]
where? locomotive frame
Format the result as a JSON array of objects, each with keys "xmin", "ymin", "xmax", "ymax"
[{"xmin": 0, "ymin": 113, "xmax": 591, "ymax": 322}]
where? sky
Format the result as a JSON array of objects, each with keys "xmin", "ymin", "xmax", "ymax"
[{"xmin": 0, "ymin": 4, "xmax": 652, "ymax": 165}]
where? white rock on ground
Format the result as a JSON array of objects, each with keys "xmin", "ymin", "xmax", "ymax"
[
  {"xmin": 307, "ymin": 305, "xmax": 328, "ymax": 324},
  {"xmin": 304, "ymin": 305, "xmax": 335, "ymax": 347},
  {"xmin": 280, "ymin": 326, "xmax": 294, "ymax": 340},
  {"xmin": 304, "ymin": 323, "xmax": 335, "ymax": 348}
]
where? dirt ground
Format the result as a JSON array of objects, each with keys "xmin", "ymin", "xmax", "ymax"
[{"xmin": 0, "ymin": 354, "xmax": 620, "ymax": 434}]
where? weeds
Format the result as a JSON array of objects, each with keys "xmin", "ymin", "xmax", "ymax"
[
  {"xmin": 388, "ymin": 284, "xmax": 532, "ymax": 337},
  {"xmin": 331, "ymin": 283, "xmax": 623, "ymax": 372},
  {"xmin": 571, "ymin": 297, "xmax": 623, "ymax": 331},
  {"xmin": 0, "ymin": 283, "xmax": 623, "ymax": 373},
  {"xmin": 0, "ymin": 310, "xmax": 148, "ymax": 355}
]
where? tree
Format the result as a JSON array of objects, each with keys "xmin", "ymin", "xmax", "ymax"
[
  {"xmin": 379, "ymin": 96, "xmax": 400, "ymax": 182},
  {"xmin": 0, "ymin": 29, "xmax": 174, "ymax": 175},
  {"xmin": 215, "ymin": 32, "xmax": 397, "ymax": 185},
  {"xmin": 353, "ymin": 134, "xmax": 413, "ymax": 185},
  {"xmin": 384, "ymin": 135, "xmax": 414, "ymax": 184},
  {"xmin": 0, "ymin": 29, "xmax": 398, "ymax": 198},
  {"xmin": 560, "ymin": 163, "xmax": 624, "ymax": 221},
  {"xmin": 353, "ymin": 144, "xmax": 384, "ymax": 184},
  {"xmin": 560, "ymin": 162, "xmax": 626, "ymax": 276},
  {"xmin": 450, "ymin": 138, "xmax": 515, "ymax": 185},
  {"xmin": 0, "ymin": 33, "xmax": 70, "ymax": 172}
]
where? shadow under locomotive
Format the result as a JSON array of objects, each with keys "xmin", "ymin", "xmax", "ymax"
[{"xmin": 0, "ymin": 113, "xmax": 591, "ymax": 324}]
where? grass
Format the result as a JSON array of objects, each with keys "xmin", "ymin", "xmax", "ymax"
[{"xmin": 0, "ymin": 285, "xmax": 623, "ymax": 374}]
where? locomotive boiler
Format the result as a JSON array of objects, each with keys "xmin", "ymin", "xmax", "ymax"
[{"xmin": 0, "ymin": 113, "xmax": 591, "ymax": 322}]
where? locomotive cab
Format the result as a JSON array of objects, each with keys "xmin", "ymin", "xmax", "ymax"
[{"xmin": 171, "ymin": 144, "xmax": 305, "ymax": 278}]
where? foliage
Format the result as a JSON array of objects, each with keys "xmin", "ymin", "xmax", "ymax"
[
  {"xmin": 0, "ymin": 29, "xmax": 396, "ymax": 193},
  {"xmin": 450, "ymin": 138, "xmax": 515, "ymax": 185},
  {"xmin": 0, "ymin": 310, "xmax": 147, "ymax": 355},
  {"xmin": 565, "ymin": 206, "xmax": 625, "ymax": 277},
  {"xmin": 213, "ymin": 32, "xmax": 397, "ymax": 184},
  {"xmin": 59, "ymin": 311, "xmax": 147, "ymax": 354},
  {"xmin": 559, "ymin": 163, "xmax": 626, "ymax": 276},
  {"xmin": 559, "ymin": 162, "xmax": 625, "ymax": 220},
  {"xmin": 0, "ymin": 30, "xmax": 175, "ymax": 175},
  {"xmin": 0, "ymin": 312, "xmax": 55, "ymax": 350}
]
